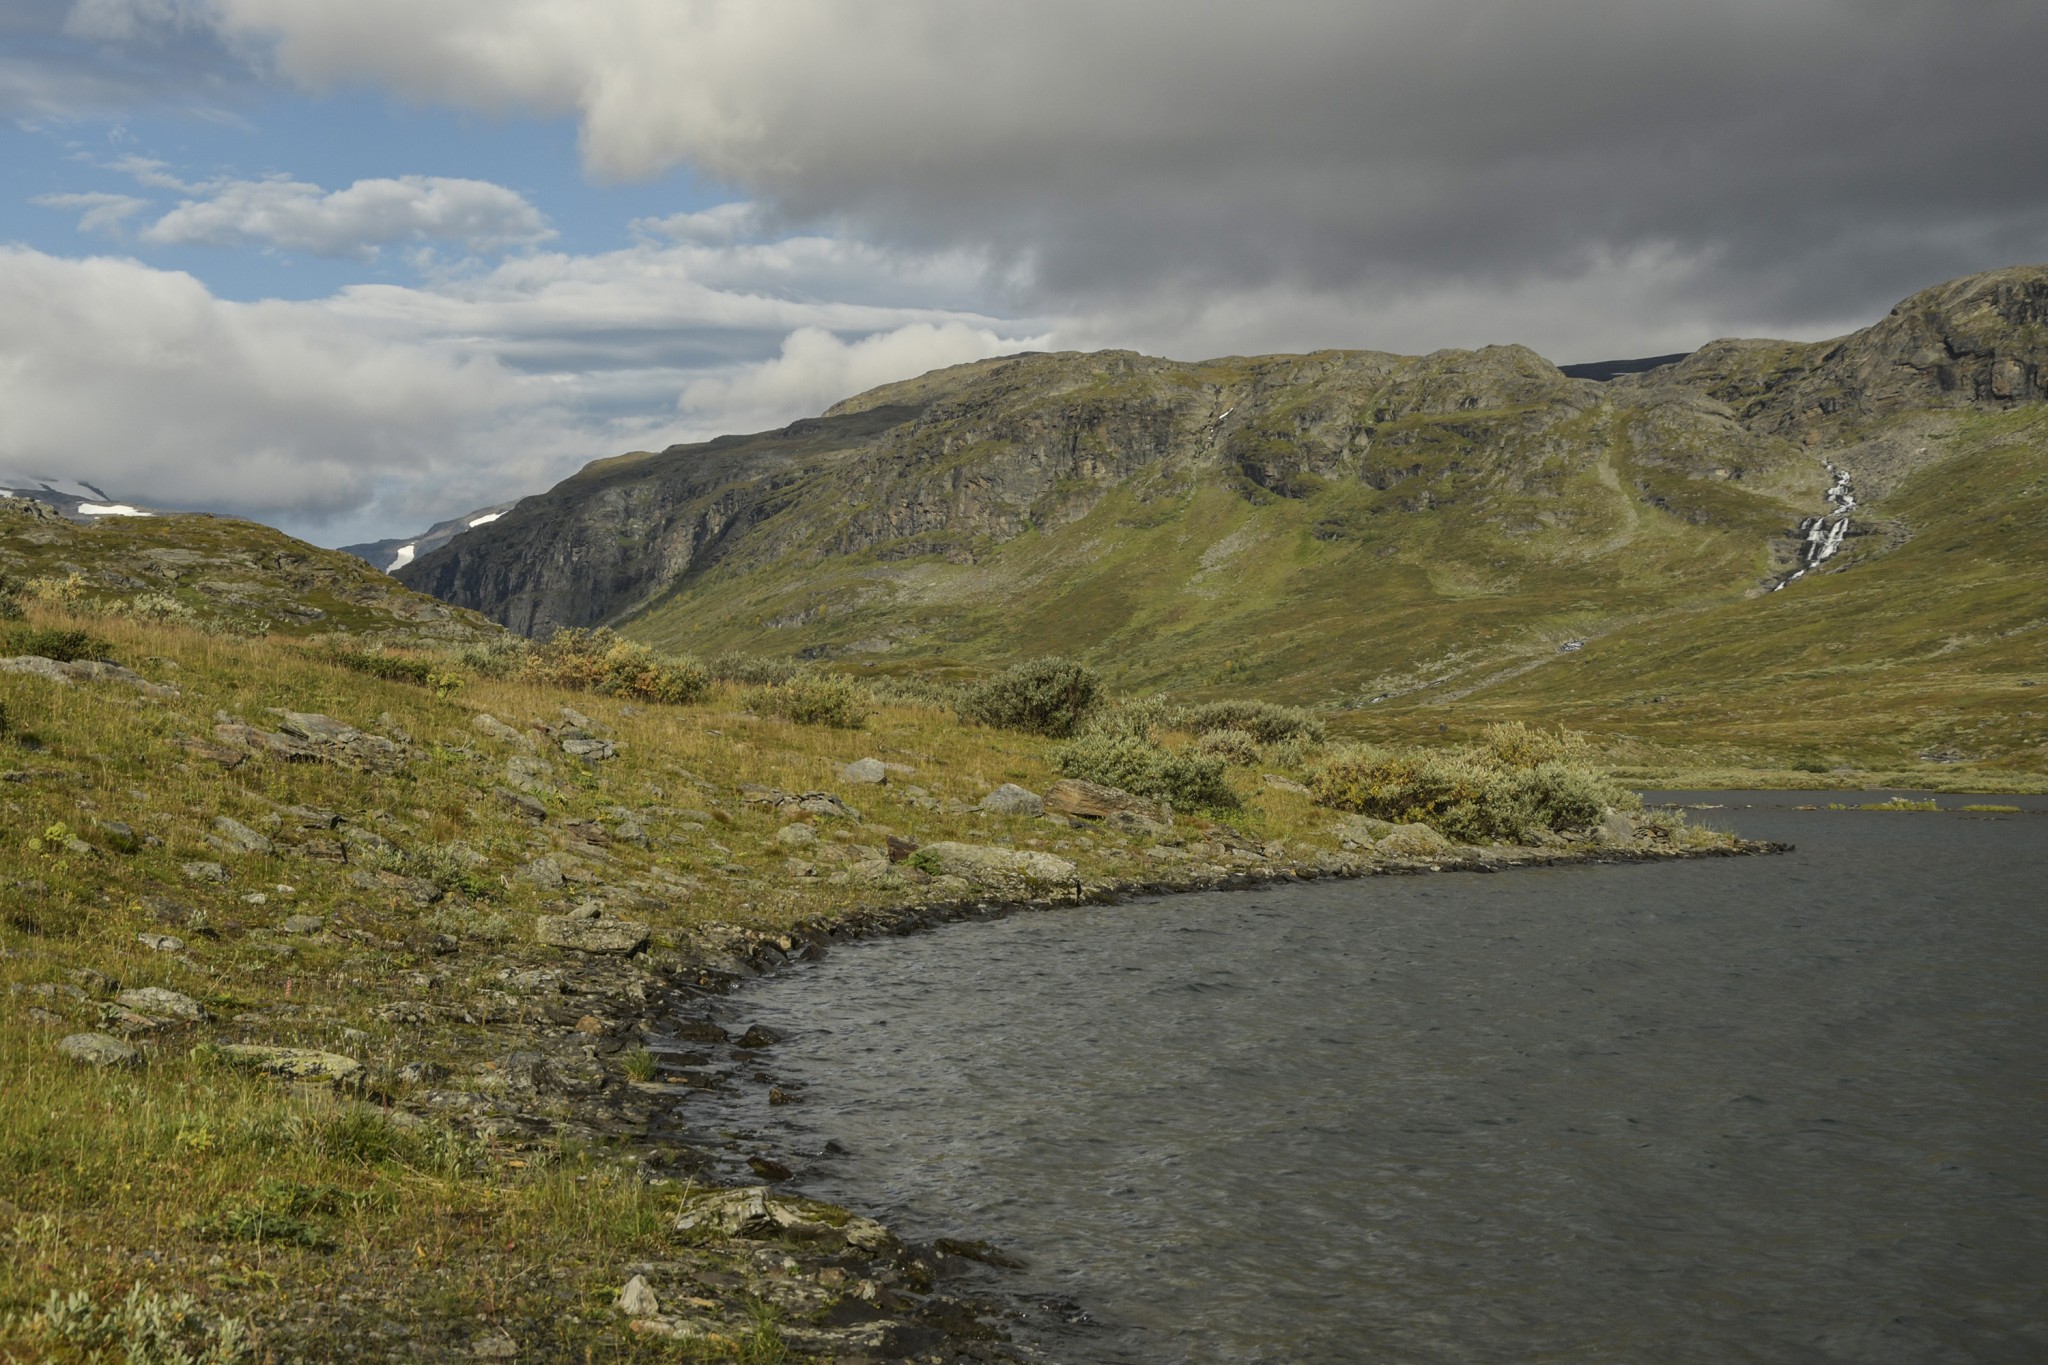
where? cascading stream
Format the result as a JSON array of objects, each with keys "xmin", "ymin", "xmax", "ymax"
[{"xmin": 1773, "ymin": 462, "xmax": 1854, "ymax": 590}]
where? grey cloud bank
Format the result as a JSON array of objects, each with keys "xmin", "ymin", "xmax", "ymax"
[{"xmin": 5, "ymin": 0, "xmax": 2046, "ymax": 540}]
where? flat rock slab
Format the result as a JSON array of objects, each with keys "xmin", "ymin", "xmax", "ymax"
[
  {"xmin": 58, "ymin": 1032, "xmax": 140, "ymax": 1067},
  {"xmin": 217, "ymin": 1044, "xmax": 364, "ymax": 1084},
  {"xmin": 536, "ymin": 915, "xmax": 650, "ymax": 954},
  {"xmin": 0, "ymin": 655, "xmax": 179, "ymax": 697},
  {"xmin": 1044, "ymin": 778, "xmax": 1168, "ymax": 823}
]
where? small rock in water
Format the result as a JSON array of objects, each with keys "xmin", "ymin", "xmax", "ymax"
[
  {"xmin": 616, "ymin": 1275, "xmax": 660, "ymax": 1318},
  {"xmin": 57, "ymin": 1032, "xmax": 140, "ymax": 1068},
  {"xmin": 747, "ymin": 1155, "xmax": 793, "ymax": 1182},
  {"xmin": 736, "ymin": 1024, "xmax": 785, "ymax": 1050}
]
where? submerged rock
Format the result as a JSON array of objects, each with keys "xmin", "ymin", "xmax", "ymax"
[{"xmin": 672, "ymin": 1186, "xmax": 894, "ymax": 1252}]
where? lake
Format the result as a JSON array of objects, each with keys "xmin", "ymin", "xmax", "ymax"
[{"xmin": 712, "ymin": 795, "xmax": 2048, "ymax": 1363}]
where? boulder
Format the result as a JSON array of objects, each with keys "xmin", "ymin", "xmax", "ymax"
[
  {"xmin": 216, "ymin": 1044, "xmax": 363, "ymax": 1084},
  {"xmin": 775, "ymin": 822, "xmax": 817, "ymax": 848},
  {"xmin": 1598, "ymin": 808, "xmax": 1639, "ymax": 845},
  {"xmin": 535, "ymin": 911, "xmax": 650, "ymax": 954},
  {"xmin": 839, "ymin": 757, "xmax": 888, "ymax": 784},
  {"xmin": 135, "ymin": 933, "xmax": 185, "ymax": 952},
  {"xmin": 0, "ymin": 656, "xmax": 178, "ymax": 697},
  {"xmin": 181, "ymin": 860, "xmax": 227, "ymax": 883},
  {"xmin": 212, "ymin": 816, "xmax": 274, "ymax": 856},
  {"xmin": 1333, "ymin": 815, "xmax": 1397, "ymax": 849},
  {"xmin": 115, "ymin": 986, "xmax": 208, "ymax": 1021},
  {"xmin": 57, "ymin": 1032, "xmax": 140, "ymax": 1068},
  {"xmin": 1376, "ymin": 823, "xmax": 1453, "ymax": 858},
  {"xmin": 471, "ymin": 713, "xmax": 527, "ymax": 745},
  {"xmin": 910, "ymin": 841, "xmax": 1077, "ymax": 891},
  {"xmin": 1044, "ymin": 778, "xmax": 1168, "ymax": 823},
  {"xmin": 617, "ymin": 1275, "xmax": 660, "ymax": 1318},
  {"xmin": 979, "ymin": 783, "xmax": 1045, "ymax": 817}
]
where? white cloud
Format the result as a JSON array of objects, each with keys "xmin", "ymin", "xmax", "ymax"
[
  {"xmin": 138, "ymin": 174, "xmax": 555, "ymax": 260},
  {"xmin": 676, "ymin": 322, "xmax": 1046, "ymax": 438},
  {"xmin": 33, "ymin": 190, "xmax": 150, "ymax": 235}
]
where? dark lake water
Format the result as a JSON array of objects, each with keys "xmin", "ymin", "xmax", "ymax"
[{"xmin": 715, "ymin": 796, "xmax": 2048, "ymax": 1363}]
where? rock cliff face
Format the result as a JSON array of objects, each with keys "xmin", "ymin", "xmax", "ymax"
[{"xmin": 399, "ymin": 266, "xmax": 2048, "ymax": 699}]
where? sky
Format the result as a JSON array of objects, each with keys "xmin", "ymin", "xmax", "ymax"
[{"xmin": 4, "ymin": 1, "xmax": 2046, "ymax": 547}]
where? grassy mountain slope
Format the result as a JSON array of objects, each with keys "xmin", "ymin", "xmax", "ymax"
[{"xmin": 397, "ymin": 266, "xmax": 2048, "ymax": 779}]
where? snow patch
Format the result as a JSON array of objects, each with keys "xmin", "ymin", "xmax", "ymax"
[
  {"xmin": 78, "ymin": 503, "xmax": 151, "ymax": 517},
  {"xmin": 386, "ymin": 544, "xmax": 416, "ymax": 572}
]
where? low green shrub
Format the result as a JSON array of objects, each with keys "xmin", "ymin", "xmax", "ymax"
[
  {"xmin": 1472, "ymin": 720, "xmax": 1594, "ymax": 770},
  {"xmin": 522, "ymin": 627, "xmax": 710, "ymax": 705},
  {"xmin": 1051, "ymin": 730, "xmax": 1238, "ymax": 810},
  {"xmin": 327, "ymin": 645, "xmax": 434, "ymax": 685},
  {"xmin": 1308, "ymin": 736, "xmax": 1636, "ymax": 843},
  {"xmin": 454, "ymin": 635, "xmax": 531, "ymax": 679},
  {"xmin": 1192, "ymin": 727, "xmax": 1263, "ymax": 765},
  {"xmin": 743, "ymin": 672, "xmax": 873, "ymax": 728},
  {"xmin": 3, "ymin": 626, "xmax": 114, "ymax": 662},
  {"xmin": 1177, "ymin": 699, "xmax": 1326, "ymax": 745},
  {"xmin": 957, "ymin": 657, "xmax": 1103, "ymax": 737}
]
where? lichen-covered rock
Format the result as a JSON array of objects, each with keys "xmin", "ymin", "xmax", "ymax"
[
  {"xmin": 212, "ymin": 815, "xmax": 274, "ymax": 855},
  {"xmin": 910, "ymin": 841, "xmax": 1077, "ymax": 891},
  {"xmin": 535, "ymin": 911, "xmax": 649, "ymax": 954},
  {"xmin": 115, "ymin": 986, "xmax": 208, "ymax": 1021},
  {"xmin": 672, "ymin": 1186, "xmax": 895, "ymax": 1253},
  {"xmin": 217, "ymin": 1044, "xmax": 364, "ymax": 1084}
]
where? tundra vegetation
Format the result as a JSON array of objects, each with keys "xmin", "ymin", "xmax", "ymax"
[{"xmin": 0, "ymin": 511, "xmax": 1737, "ymax": 1357}]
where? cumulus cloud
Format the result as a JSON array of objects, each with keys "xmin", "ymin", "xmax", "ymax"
[
  {"xmin": 139, "ymin": 174, "xmax": 555, "ymax": 259},
  {"xmin": 205, "ymin": 0, "xmax": 2048, "ymax": 339}
]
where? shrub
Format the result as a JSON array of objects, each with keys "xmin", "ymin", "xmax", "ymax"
[
  {"xmin": 1177, "ymin": 699, "xmax": 1326, "ymax": 745},
  {"xmin": 957, "ymin": 657, "xmax": 1103, "ymax": 737},
  {"xmin": 3, "ymin": 626, "xmax": 114, "ymax": 662},
  {"xmin": 1051, "ymin": 730, "xmax": 1238, "ymax": 810},
  {"xmin": 1473, "ymin": 720, "xmax": 1593, "ymax": 770},
  {"xmin": 454, "ymin": 635, "xmax": 531, "ymax": 679},
  {"xmin": 743, "ymin": 672, "xmax": 873, "ymax": 729},
  {"xmin": 113, "ymin": 590, "xmax": 196, "ymax": 623},
  {"xmin": 1308, "ymin": 739, "xmax": 1636, "ymax": 844},
  {"xmin": 522, "ymin": 627, "xmax": 710, "ymax": 705},
  {"xmin": 706, "ymin": 651, "xmax": 805, "ymax": 686},
  {"xmin": 327, "ymin": 645, "xmax": 434, "ymax": 685},
  {"xmin": 1192, "ymin": 727, "xmax": 1263, "ymax": 766},
  {"xmin": 0, "ymin": 573, "xmax": 23, "ymax": 620}
]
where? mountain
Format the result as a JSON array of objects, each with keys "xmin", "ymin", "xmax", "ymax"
[
  {"xmin": 340, "ymin": 501, "xmax": 520, "ymax": 575},
  {"xmin": 1, "ymin": 476, "xmax": 157, "ymax": 519},
  {"xmin": 400, "ymin": 266, "xmax": 2048, "ymax": 773},
  {"xmin": 1, "ymin": 497, "xmax": 503, "ymax": 643}
]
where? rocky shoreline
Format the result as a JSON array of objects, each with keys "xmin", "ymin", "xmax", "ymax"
[{"xmin": 315, "ymin": 831, "xmax": 1785, "ymax": 1362}]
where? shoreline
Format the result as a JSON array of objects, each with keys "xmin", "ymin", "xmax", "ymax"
[{"xmin": 505, "ymin": 833, "xmax": 1790, "ymax": 1359}]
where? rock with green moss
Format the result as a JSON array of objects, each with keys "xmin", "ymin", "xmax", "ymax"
[
  {"xmin": 216, "ymin": 1044, "xmax": 363, "ymax": 1084},
  {"xmin": 908, "ymin": 841, "xmax": 1077, "ymax": 891}
]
